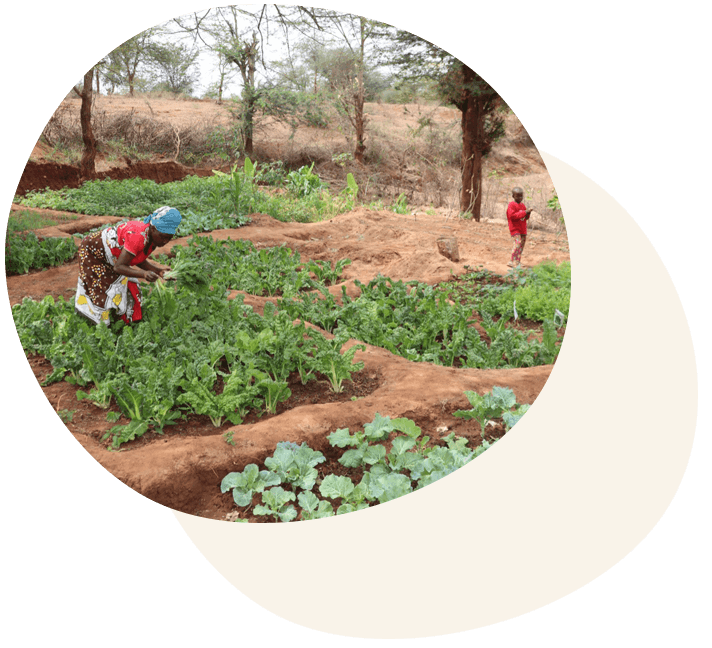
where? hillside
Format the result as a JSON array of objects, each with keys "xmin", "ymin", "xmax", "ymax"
[{"xmin": 20, "ymin": 94, "xmax": 557, "ymax": 227}]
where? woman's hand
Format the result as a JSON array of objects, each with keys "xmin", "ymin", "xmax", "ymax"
[
  {"xmin": 137, "ymin": 259, "xmax": 168, "ymax": 279},
  {"xmin": 143, "ymin": 270, "xmax": 160, "ymax": 283}
]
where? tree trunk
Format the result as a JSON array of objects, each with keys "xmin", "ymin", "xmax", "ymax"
[
  {"xmin": 127, "ymin": 68, "xmax": 135, "ymax": 96},
  {"xmin": 353, "ymin": 17, "xmax": 367, "ymax": 164},
  {"xmin": 244, "ymin": 47, "xmax": 256, "ymax": 156},
  {"xmin": 79, "ymin": 68, "xmax": 97, "ymax": 181},
  {"xmin": 459, "ymin": 65, "xmax": 485, "ymax": 221},
  {"xmin": 354, "ymin": 96, "xmax": 365, "ymax": 163}
]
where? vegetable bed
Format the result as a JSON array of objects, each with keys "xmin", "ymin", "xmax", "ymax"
[{"xmin": 7, "ymin": 206, "xmax": 570, "ymax": 522}]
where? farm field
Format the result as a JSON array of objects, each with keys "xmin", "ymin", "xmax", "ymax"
[
  {"xmin": 7, "ymin": 201, "xmax": 569, "ymax": 522},
  {"xmin": 7, "ymin": 91, "xmax": 569, "ymax": 523}
]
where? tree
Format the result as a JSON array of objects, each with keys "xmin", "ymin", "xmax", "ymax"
[
  {"xmin": 103, "ymin": 28, "xmax": 160, "ymax": 96},
  {"xmin": 387, "ymin": 32, "xmax": 505, "ymax": 221},
  {"xmin": 96, "ymin": 54, "xmax": 124, "ymax": 94},
  {"xmin": 302, "ymin": 11, "xmax": 389, "ymax": 164},
  {"xmin": 147, "ymin": 41, "xmax": 200, "ymax": 95},
  {"xmin": 171, "ymin": 5, "xmax": 346, "ymax": 156},
  {"xmin": 204, "ymin": 49, "xmax": 239, "ymax": 103},
  {"xmin": 173, "ymin": 7, "xmax": 264, "ymax": 155},
  {"xmin": 447, "ymin": 62, "xmax": 504, "ymax": 220},
  {"xmin": 221, "ymin": 32, "xmax": 260, "ymax": 155},
  {"xmin": 72, "ymin": 68, "xmax": 97, "ymax": 180}
]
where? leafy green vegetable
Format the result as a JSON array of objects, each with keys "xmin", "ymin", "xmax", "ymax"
[
  {"xmin": 221, "ymin": 464, "xmax": 282, "ymax": 507},
  {"xmin": 297, "ymin": 492, "xmax": 335, "ymax": 519},
  {"xmin": 453, "ymin": 386, "xmax": 518, "ymax": 437},
  {"xmin": 311, "ymin": 331, "xmax": 365, "ymax": 393},
  {"xmin": 254, "ymin": 487, "xmax": 298, "ymax": 522},
  {"xmin": 12, "ymin": 280, "xmax": 366, "ymax": 447},
  {"xmin": 264, "ymin": 443, "xmax": 326, "ymax": 491},
  {"xmin": 5, "ymin": 232, "xmax": 78, "ymax": 275}
]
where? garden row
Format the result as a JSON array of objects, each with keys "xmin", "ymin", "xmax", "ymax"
[
  {"xmin": 13, "ymin": 278, "xmax": 365, "ymax": 448},
  {"xmin": 6, "ymin": 159, "xmax": 409, "ymax": 276},
  {"xmin": 12, "ymin": 234, "xmax": 565, "ymax": 453},
  {"xmin": 164, "ymin": 234, "xmax": 569, "ymax": 369},
  {"xmin": 158, "ymin": 234, "xmax": 351, "ymax": 297},
  {"xmin": 5, "ymin": 232, "xmax": 79, "ymax": 275},
  {"xmin": 13, "ymin": 158, "xmax": 407, "ymax": 230},
  {"xmin": 223, "ymin": 386, "xmax": 530, "ymax": 522}
]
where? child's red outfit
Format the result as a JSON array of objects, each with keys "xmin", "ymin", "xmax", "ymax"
[{"xmin": 507, "ymin": 201, "xmax": 528, "ymax": 266}]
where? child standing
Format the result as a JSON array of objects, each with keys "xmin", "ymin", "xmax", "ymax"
[{"xmin": 507, "ymin": 187, "xmax": 532, "ymax": 268}]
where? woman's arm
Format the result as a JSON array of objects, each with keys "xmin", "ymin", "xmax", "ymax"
[
  {"xmin": 114, "ymin": 249, "xmax": 160, "ymax": 282},
  {"xmin": 136, "ymin": 259, "xmax": 169, "ymax": 276}
]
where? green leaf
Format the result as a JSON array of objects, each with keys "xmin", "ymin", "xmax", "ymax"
[
  {"xmin": 390, "ymin": 436, "xmax": 416, "ymax": 455},
  {"xmin": 391, "ymin": 418, "xmax": 422, "ymax": 439},
  {"xmin": 327, "ymin": 427, "xmax": 356, "ymax": 448},
  {"xmin": 233, "ymin": 489, "xmax": 253, "ymax": 507},
  {"xmin": 339, "ymin": 448, "xmax": 365, "ymax": 468},
  {"xmin": 319, "ymin": 474, "xmax": 355, "ymax": 500},
  {"xmin": 363, "ymin": 413, "xmax": 393, "ymax": 440},
  {"xmin": 336, "ymin": 502, "xmax": 369, "ymax": 515},
  {"xmin": 312, "ymin": 500, "xmax": 335, "ymax": 519},
  {"xmin": 371, "ymin": 473, "xmax": 413, "ymax": 503},
  {"xmin": 362, "ymin": 444, "xmax": 387, "ymax": 465},
  {"xmin": 261, "ymin": 486, "xmax": 296, "ymax": 508},
  {"xmin": 491, "ymin": 386, "xmax": 517, "ymax": 410},
  {"xmin": 346, "ymin": 173, "xmax": 358, "ymax": 194},
  {"xmin": 243, "ymin": 157, "xmax": 255, "ymax": 179},
  {"xmin": 297, "ymin": 491, "xmax": 320, "ymax": 513}
]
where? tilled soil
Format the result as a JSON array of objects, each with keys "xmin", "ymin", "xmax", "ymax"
[{"xmin": 7, "ymin": 206, "xmax": 569, "ymax": 521}]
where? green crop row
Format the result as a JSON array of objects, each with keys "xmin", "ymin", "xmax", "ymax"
[
  {"xmin": 5, "ymin": 232, "xmax": 79, "ymax": 275},
  {"xmin": 438, "ymin": 261, "xmax": 571, "ymax": 323},
  {"xmin": 157, "ymin": 234, "xmax": 351, "ymax": 297},
  {"xmin": 14, "ymin": 158, "xmax": 361, "ymax": 227},
  {"xmin": 156, "ymin": 237, "xmax": 563, "ymax": 369},
  {"xmin": 157, "ymin": 236, "xmax": 563, "ymax": 368},
  {"xmin": 12, "ymin": 280, "xmax": 365, "ymax": 448},
  {"xmin": 279, "ymin": 275, "xmax": 562, "ymax": 369},
  {"xmin": 222, "ymin": 389, "xmax": 528, "ymax": 522}
]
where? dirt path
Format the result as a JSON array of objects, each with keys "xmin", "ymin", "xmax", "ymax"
[{"xmin": 6, "ymin": 208, "xmax": 569, "ymax": 521}]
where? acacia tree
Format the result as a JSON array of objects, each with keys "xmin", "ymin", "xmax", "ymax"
[
  {"xmin": 72, "ymin": 68, "xmax": 97, "ymax": 179},
  {"xmin": 171, "ymin": 5, "xmax": 348, "ymax": 156},
  {"xmin": 148, "ymin": 41, "xmax": 200, "ymax": 94},
  {"xmin": 448, "ymin": 63, "xmax": 504, "ymax": 220},
  {"xmin": 96, "ymin": 54, "xmax": 124, "ymax": 94},
  {"xmin": 104, "ymin": 28, "xmax": 161, "ymax": 96},
  {"xmin": 222, "ymin": 33, "xmax": 260, "ymax": 154},
  {"xmin": 206, "ymin": 49, "xmax": 239, "ymax": 103},
  {"xmin": 296, "ymin": 11, "xmax": 388, "ymax": 164},
  {"xmin": 387, "ymin": 32, "xmax": 505, "ymax": 220},
  {"xmin": 172, "ymin": 6, "xmax": 266, "ymax": 155}
]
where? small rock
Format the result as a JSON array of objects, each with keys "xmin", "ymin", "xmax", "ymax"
[{"xmin": 436, "ymin": 236, "xmax": 460, "ymax": 262}]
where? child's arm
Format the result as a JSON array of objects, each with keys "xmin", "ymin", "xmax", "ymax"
[{"xmin": 507, "ymin": 202, "xmax": 528, "ymax": 221}]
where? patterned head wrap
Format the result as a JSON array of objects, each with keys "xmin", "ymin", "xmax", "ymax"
[{"xmin": 144, "ymin": 206, "xmax": 182, "ymax": 234}]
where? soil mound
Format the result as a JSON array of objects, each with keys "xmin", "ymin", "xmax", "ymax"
[{"xmin": 16, "ymin": 159, "xmax": 215, "ymax": 196}]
